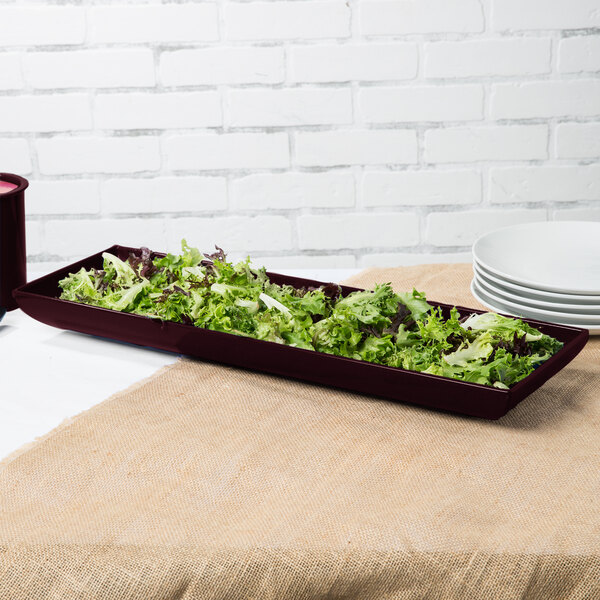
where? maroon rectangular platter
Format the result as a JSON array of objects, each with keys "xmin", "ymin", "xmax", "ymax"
[{"xmin": 14, "ymin": 245, "xmax": 589, "ymax": 420}]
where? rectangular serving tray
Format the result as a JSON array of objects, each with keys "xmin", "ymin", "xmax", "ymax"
[{"xmin": 14, "ymin": 245, "xmax": 589, "ymax": 420}]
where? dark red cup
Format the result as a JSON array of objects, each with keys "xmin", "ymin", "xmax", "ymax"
[{"xmin": 0, "ymin": 173, "xmax": 29, "ymax": 313}]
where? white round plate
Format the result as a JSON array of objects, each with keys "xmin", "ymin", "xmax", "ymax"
[
  {"xmin": 473, "ymin": 221, "xmax": 600, "ymax": 295},
  {"xmin": 471, "ymin": 279, "xmax": 600, "ymax": 334},
  {"xmin": 473, "ymin": 260, "xmax": 600, "ymax": 305},
  {"xmin": 472, "ymin": 278, "xmax": 600, "ymax": 324},
  {"xmin": 474, "ymin": 269, "xmax": 600, "ymax": 315}
]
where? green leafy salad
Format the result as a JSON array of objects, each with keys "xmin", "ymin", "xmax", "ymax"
[{"xmin": 58, "ymin": 241, "xmax": 563, "ymax": 389}]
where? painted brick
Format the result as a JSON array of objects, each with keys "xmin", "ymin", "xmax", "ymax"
[
  {"xmin": 102, "ymin": 177, "xmax": 227, "ymax": 214},
  {"xmin": 166, "ymin": 216, "xmax": 293, "ymax": 252},
  {"xmin": 360, "ymin": 0, "xmax": 484, "ymax": 35},
  {"xmin": 252, "ymin": 254, "xmax": 357, "ymax": 270},
  {"xmin": 36, "ymin": 137, "xmax": 161, "ymax": 175},
  {"xmin": 0, "ymin": 54, "xmax": 22, "ymax": 90},
  {"xmin": 360, "ymin": 252, "xmax": 472, "ymax": 267},
  {"xmin": 424, "ymin": 39, "xmax": 551, "ymax": 77},
  {"xmin": 225, "ymin": 1, "xmax": 350, "ymax": 40},
  {"xmin": 0, "ymin": 7, "xmax": 85, "ymax": 46},
  {"xmin": 0, "ymin": 138, "xmax": 32, "ymax": 174},
  {"xmin": 558, "ymin": 36, "xmax": 600, "ymax": 73},
  {"xmin": 298, "ymin": 213, "xmax": 420, "ymax": 249},
  {"xmin": 95, "ymin": 92, "xmax": 222, "ymax": 130},
  {"xmin": 26, "ymin": 180, "xmax": 100, "ymax": 215},
  {"xmin": 24, "ymin": 221, "xmax": 43, "ymax": 257},
  {"xmin": 491, "ymin": 80, "xmax": 600, "ymax": 119},
  {"xmin": 89, "ymin": 4, "xmax": 219, "ymax": 44},
  {"xmin": 228, "ymin": 88, "xmax": 352, "ymax": 127},
  {"xmin": 27, "ymin": 261, "xmax": 73, "ymax": 276},
  {"xmin": 45, "ymin": 218, "xmax": 167, "ymax": 258},
  {"xmin": 424, "ymin": 125, "xmax": 548, "ymax": 163},
  {"xmin": 426, "ymin": 210, "xmax": 546, "ymax": 246},
  {"xmin": 1, "ymin": 0, "xmax": 597, "ymax": 267},
  {"xmin": 493, "ymin": 0, "xmax": 600, "ymax": 30},
  {"xmin": 490, "ymin": 166, "xmax": 600, "ymax": 203},
  {"xmin": 556, "ymin": 123, "xmax": 600, "ymax": 159},
  {"xmin": 359, "ymin": 85, "xmax": 483, "ymax": 123},
  {"xmin": 160, "ymin": 47, "xmax": 284, "ymax": 86},
  {"xmin": 362, "ymin": 170, "xmax": 481, "ymax": 206},
  {"xmin": 295, "ymin": 130, "xmax": 417, "ymax": 167},
  {"xmin": 232, "ymin": 172, "xmax": 355, "ymax": 209},
  {"xmin": 554, "ymin": 208, "xmax": 600, "ymax": 221},
  {"xmin": 165, "ymin": 133, "xmax": 290, "ymax": 171},
  {"xmin": 0, "ymin": 94, "xmax": 91, "ymax": 133},
  {"xmin": 289, "ymin": 43, "xmax": 417, "ymax": 82},
  {"xmin": 24, "ymin": 50, "xmax": 155, "ymax": 90}
]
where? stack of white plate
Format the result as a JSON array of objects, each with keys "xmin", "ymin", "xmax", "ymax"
[{"xmin": 471, "ymin": 221, "xmax": 600, "ymax": 334}]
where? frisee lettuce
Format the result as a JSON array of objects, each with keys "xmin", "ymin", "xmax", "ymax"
[{"xmin": 58, "ymin": 241, "xmax": 563, "ymax": 388}]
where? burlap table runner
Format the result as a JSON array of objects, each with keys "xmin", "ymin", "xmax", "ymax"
[{"xmin": 1, "ymin": 264, "xmax": 599, "ymax": 599}]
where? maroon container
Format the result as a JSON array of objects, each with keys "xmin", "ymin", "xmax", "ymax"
[
  {"xmin": 13, "ymin": 245, "xmax": 589, "ymax": 420},
  {"xmin": 0, "ymin": 173, "xmax": 28, "ymax": 313}
]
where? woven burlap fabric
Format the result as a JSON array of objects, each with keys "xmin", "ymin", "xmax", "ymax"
[{"xmin": 1, "ymin": 263, "xmax": 599, "ymax": 599}]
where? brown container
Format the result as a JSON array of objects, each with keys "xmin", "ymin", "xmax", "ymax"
[
  {"xmin": 0, "ymin": 173, "xmax": 28, "ymax": 313},
  {"xmin": 13, "ymin": 245, "xmax": 589, "ymax": 420}
]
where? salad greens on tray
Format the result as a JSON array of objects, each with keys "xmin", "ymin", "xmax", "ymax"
[{"xmin": 58, "ymin": 241, "xmax": 563, "ymax": 389}]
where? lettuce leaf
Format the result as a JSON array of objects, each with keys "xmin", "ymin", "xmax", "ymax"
[{"xmin": 57, "ymin": 241, "xmax": 563, "ymax": 388}]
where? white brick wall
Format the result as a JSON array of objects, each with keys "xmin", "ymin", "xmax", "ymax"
[
  {"xmin": 361, "ymin": 170, "xmax": 481, "ymax": 206},
  {"xmin": 95, "ymin": 92, "xmax": 222, "ymax": 130},
  {"xmin": 0, "ymin": 54, "xmax": 23, "ymax": 90},
  {"xmin": 424, "ymin": 125, "xmax": 548, "ymax": 163},
  {"xmin": 490, "ymin": 166, "xmax": 600, "ymax": 203},
  {"xmin": 289, "ymin": 43, "xmax": 418, "ymax": 83},
  {"xmin": 360, "ymin": 0, "xmax": 484, "ymax": 35},
  {"xmin": 424, "ymin": 39, "xmax": 551, "ymax": 78},
  {"xmin": 0, "ymin": 95, "xmax": 92, "ymax": 133},
  {"xmin": 232, "ymin": 173, "xmax": 355, "ymax": 209},
  {"xmin": 359, "ymin": 85, "xmax": 484, "ymax": 123},
  {"xmin": 298, "ymin": 213, "xmax": 420, "ymax": 250},
  {"xmin": 166, "ymin": 216, "xmax": 293, "ymax": 253},
  {"xmin": 492, "ymin": 0, "xmax": 600, "ymax": 31},
  {"xmin": 0, "ymin": 0, "xmax": 597, "ymax": 269},
  {"xmin": 159, "ymin": 47, "xmax": 284, "ymax": 86},
  {"xmin": 295, "ymin": 130, "xmax": 417, "ymax": 167},
  {"xmin": 0, "ymin": 7, "xmax": 85, "ymax": 46},
  {"xmin": 89, "ymin": 4, "xmax": 219, "ymax": 44},
  {"xmin": 558, "ymin": 36, "xmax": 600, "ymax": 73},
  {"xmin": 554, "ymin": 207, "xmax": 600, "ymax": 221},
  {"xmin": 24, "ymin": 50, "xmax": 155, "ymax": 89},
  {"xmin": 27, "ymin": 180, "xmax": 100, "ymax": 216},
  {"xmin": 426, "ymin": 209, "xmax": 547, "ymax": 247},
  {"xmin": 227, "ymin": 88, "xmax": 352, "ymax": 127},
  {"xmin": 556, "ymin": 123, "xmax": 600, "ymax": 158},
  {"xmin": 491, "ymin": 81, "xmax": 600, "ymax": 119},
  {"xmin": 165, "ymin": 133, "xmax": 290, "ymax": 170},
  {"xmin": 224, "ymin": 2, "xmax": 351, "ymax": 41},
  {"xmin": 45, "ymin": 218, "xmax": 167, "ymax": 258},
  {"xmin": 0, "ymin": 139, "xmax": 32, "ymax": 175},
  {"xmin": 102, "ymin": 177, "xmax": 227, "ymax": 214},
  {"xmin": 36, "ymin": 137, "xmax": 161, "ymax": 175}
]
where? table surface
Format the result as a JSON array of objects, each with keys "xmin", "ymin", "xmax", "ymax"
[
  {"xmin": 0, "ymin": 268, "xmax": 359, "ymax": 461},
  {"xmin": 2, "ymin": 262, "xmax": 598, "ymax": 600}
]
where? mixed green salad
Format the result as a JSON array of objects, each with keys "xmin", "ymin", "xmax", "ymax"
[{"xmin": 58, "ymin": 241, "xmax": 563, "ymax": 388}]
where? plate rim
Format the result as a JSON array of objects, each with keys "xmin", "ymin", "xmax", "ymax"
[
  {"xmin": 472, "ymin": 259, "xmax": 600, "ymax": 303},
  {"xmin": 471, "ymin": 279, "xmax": 600, "ymax": 332},
  {"xmin": 474, "ymin": 269, "xmax": 600, "ymax": 314},
  {"xmin": 473, "ymin": 221, "xmax": 600, "ymax": 295},
  {"xmin": 472, "ymin": 277, "xmax": 600, "ymax": 324}
]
